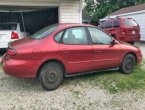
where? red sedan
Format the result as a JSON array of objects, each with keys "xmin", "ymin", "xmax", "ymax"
[{"xmin": 2, "ymin": 24, "xmax": 142, "ymax": 90}]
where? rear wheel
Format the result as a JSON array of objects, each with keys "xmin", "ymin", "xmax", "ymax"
[
  {"xmin": 119, "ymin": 54, "xmax": 135, "ymax": 74},
  {"xmin": 39, "ymin": 62, "xmax": 64, "ymax": 90}
]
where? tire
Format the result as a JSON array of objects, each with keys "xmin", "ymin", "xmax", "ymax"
[
  {"xmin": 120, "ymin": 54, "xmax": 135, "ymax": 74},
  {"xmin": 39, "ymin": 62, "xmax": 64, "ymax": 90}
]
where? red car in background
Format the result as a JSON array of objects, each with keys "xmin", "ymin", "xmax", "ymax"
[
  {"xmin": 99, "ymin": 18, "xmax": 140, "ymax": 44},
  {"xmin": 2, "ymin": 24, "xmax": 142, "ymax": 90}
]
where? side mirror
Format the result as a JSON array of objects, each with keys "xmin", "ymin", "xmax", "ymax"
[{"xmin": 111, "ymin": 39, "xmax": 116, "ymax": 46}]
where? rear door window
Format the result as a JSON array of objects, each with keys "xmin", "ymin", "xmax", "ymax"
[
  {"xmin": 54, "ymin": 31, "xmax": 64, "ymax": 43},
  {"xmin": 62, "ymin": 27, "xmax": 88, "ymax": 45},
  {"xmin": 124, "ymin": 19, "xmax": 138, "ymax": 27},
  {"xmin": 99, "ymin": 22, "xmax": 106, "ymax": 28},
  {"xmin": 113, "ymin": 20, "xmax": 120, "ymax": 28},
  {"xmin": 104, "ymin": 21, "xmax": 112, "ymax": 28}
]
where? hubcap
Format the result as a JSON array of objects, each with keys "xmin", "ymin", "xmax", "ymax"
[
  {"xmin": 45, "ymin": 68, "xmax": 57, "ymax": 84},
  {"xmin": 126, "ymin": 59, "xmax": 133, "ymax": 70}
]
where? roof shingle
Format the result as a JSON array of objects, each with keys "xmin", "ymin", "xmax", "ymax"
[{"xmin": 111, "ymin": 3, "xmax": 145, "ymax": 16}]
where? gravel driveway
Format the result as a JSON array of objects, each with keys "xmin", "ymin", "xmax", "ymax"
[{"xmin": 0, "ymin": 43, "xmax": 145, "ymax": 110}]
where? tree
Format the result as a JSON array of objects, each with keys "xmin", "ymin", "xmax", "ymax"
[{"xmin": 84, "ymin": 0, "xmax": 145, "ymax": 22}]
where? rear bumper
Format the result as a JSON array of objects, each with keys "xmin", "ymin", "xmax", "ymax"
[
  {"xmin": 118, "ymin": 34, "xmax": 140, "ymax": 42},
  {"xmin": 0, "ymin": 41, "xmax": 9, "ymax": 48},
  {"xmin": 2, "ymin": 55, "xmax": 37, "ymax": 78}
]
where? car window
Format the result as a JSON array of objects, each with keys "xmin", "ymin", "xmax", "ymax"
[
  {"xmin": 62, "ymin": 27, "xmax": 88, "ymax": 45},
  {"xmin": 124, "ymin": 19, "xmax": 138, "ymax": 27},
  {"xmin": 104, "ymin": 21, "xmax": 112, "ymax": 28},
  {"xmin": 0, "ymin": 23, "xmax": 17, "ymax": 30},
  {"xmin": 113, "ymin": 20, "xmax": 120, "ymax": 28},
  {"xmin": 29, "ymin": 24, "xmax": 58, "ymax": 39},
  {"xmin": 54, "ymin": 31, "xmax": 64, "ymax": 43},
  {"xmin": 88, "ymin": 27, "xmax": 112, "ymax": 45},
  {"xmin": 99, "ymin": 22, "xmax": 106, "ymax": 28}
]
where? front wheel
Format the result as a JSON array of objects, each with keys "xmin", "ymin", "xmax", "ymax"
[
  {"xmin": 119, "ymin": 54, "xmax": 135, "ymax": 74},
  {"xmin": 39, "ymin": 62, "xmax": 64, "ymax": 90}
]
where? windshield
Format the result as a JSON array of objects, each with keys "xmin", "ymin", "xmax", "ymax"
[
  {"xmin": 29, "ymin": 24, "xmax": 58, "ymax": 39},
  {"xmin": 0, "ymin": 23, "xmax": 17, "ymax": 30},
  {"xmin": 124, "ymin": 19, "xmax": 138, "ymax": 27}
]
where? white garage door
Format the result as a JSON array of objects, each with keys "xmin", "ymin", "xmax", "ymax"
[{"xmin": 0, "ymin": 0, "xmax": 82, "ymax": 24}]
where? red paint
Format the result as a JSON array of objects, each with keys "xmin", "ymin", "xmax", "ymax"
[
  {"xmin": 99, "ymin": 18, "xmax": 140, "ymax": 43},
  {"xmin": 2, "ymin": 24, "xmax": 142, "ymax": 78}
]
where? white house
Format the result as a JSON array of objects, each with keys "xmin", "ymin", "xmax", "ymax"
[
  {"xmin": 0, "ymin": 0, "xmax": 83, "ymax": 34},
  {"xmin": 102, "ymin": 3, "xmax": 145, "ymax": 41}
]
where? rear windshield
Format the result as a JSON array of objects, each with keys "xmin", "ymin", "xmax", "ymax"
[
  {"xmin": 124, "ymin": 19, "xmax": 138, "ymax": 27},
  {"xmin": 29, "ymin": 24, "xmax": 58, "ymax": 39},
  {"xmin": 0, "ymin": 23, "xmax": 17, "ymax": 30}
]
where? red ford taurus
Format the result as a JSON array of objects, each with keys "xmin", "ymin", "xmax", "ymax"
[{"xmin": 2, "ymin": 24, "xmax": 142, "ymax": 90}]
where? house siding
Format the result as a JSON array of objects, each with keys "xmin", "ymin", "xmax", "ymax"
[{"xmin": 0, "ymin": 0, "xmax": 82, "ymax": 23}]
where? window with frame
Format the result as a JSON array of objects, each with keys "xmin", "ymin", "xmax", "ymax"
[
  {"xmin": 113, "ymin": 20, "xmax": 120, "ymax": 28},
  {"xmin": 105, "ymin": 21, "xmax": 112, "ymax": 28},
  {"xmin": 99, "ymin": 22, "xmax": 106, "ymax": 28},
  {"xmin": 88, "ymin": 27, "xmax": 112, "ymax": 45},
  {"xmin": 62, "ymin": 27, "xmax": 88, "ymax": 45},
  {"xmin": 54, "ymin": 31, "xmax": 64, "ymax": 43}
]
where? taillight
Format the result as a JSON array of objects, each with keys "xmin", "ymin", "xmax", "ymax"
[
  {"xmin": 11, "ymin": 32, "xmax": 19, "ymax": 39},
  {"xmin": 8, "ymin": 49, "xmax": 17, "ymax": 56},
  {"xmin": 120, "ymin": 29, "xmax": 126, "ymax": 35}
]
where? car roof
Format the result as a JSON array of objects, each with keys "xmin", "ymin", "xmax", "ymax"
[
  {"xmin": 103, "ymin": 18, "xmax": 133, "ymax": 22},
  {"xmin": 57, "ymin": 23, "xmax": 95, "ymax": 29}
]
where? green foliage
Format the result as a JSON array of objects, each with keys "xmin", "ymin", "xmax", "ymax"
[
  {"xmin": 84, "ymin": 0, "xmax": 145, "ymax": 21},
  {"xmin": 66, "ymin": 63, "xmax": 145, "ymax": 94},
  {"xmin": 83, "ymin": 65, "xmax": 145, "ymax": 94}
]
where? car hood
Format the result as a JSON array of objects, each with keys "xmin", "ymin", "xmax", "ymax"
[{"xmin": 118, "ymin": 40, "xmax": 139, "ymax": 48}]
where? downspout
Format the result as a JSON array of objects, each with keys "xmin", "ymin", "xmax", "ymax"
[{"xmin": 79, "ymin": 0, "xmax": 83, "ymax": 23}]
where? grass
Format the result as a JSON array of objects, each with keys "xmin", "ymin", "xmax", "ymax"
[
  {"xmin": 67, "ymin": 61, "xmax": 145, "ymax": 94},
  {"xmin": 89, "ymin": 65, "xmax": 145, "ymax": 93}
]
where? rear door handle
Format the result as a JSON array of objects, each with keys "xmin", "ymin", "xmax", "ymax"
[
  {"xmin": 63, "ymin": 51, "xmax": 69, "ymax": 54},
  {"xmin": 94, "ymin": 50, "xmax": 101, "ymax": 53}
]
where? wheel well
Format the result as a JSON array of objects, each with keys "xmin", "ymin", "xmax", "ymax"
[{"xmin": 36, "ymin": 59, "xmax": 66, "ymax": 78}]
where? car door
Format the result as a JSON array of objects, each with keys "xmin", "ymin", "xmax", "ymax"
[
  {"xmin": 59, "ymin": 27, "xmax": 94, "ymax": 74},
  {"xmin": 87, "ymin": 27, "xmax": 122, "ymax": 70}
]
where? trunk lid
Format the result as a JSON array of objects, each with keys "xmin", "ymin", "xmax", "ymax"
[{"xmin": 0, "ymin": 30, "xmax": 12, "ymax": 42}]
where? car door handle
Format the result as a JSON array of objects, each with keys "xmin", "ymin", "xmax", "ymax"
[
  {"xmin": 94, "ymin": 50, "xmax": 101, "ymax": 53},
  {"xmin": 63, "ymin": 51, "xmax": 69, "ymax": 54}
]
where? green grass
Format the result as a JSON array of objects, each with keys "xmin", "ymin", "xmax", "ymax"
[
  {"xmin": 66, "ymin": 62, "xmax": 145, "ymax": 94},
  {"xmin": 89, "ymin": 65, "xmax": 145, "ymax": 93}
]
